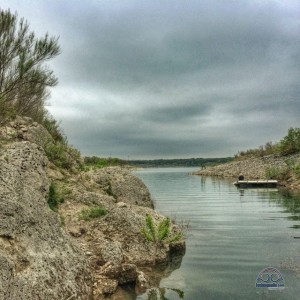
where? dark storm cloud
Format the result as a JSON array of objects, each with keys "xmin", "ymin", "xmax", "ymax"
[{"xmin": 1, "ymin": 0, "xmax": 300, "ymax": 158}]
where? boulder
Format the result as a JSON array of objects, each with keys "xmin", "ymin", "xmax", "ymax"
[{"xmin": 90, "ymin": 167, "xmax": 153, "ymax": 207}]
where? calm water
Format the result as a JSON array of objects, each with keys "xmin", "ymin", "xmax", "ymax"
[{"xmin": 133, "ymin": 167, "xmax": 300, "ymax": 300}]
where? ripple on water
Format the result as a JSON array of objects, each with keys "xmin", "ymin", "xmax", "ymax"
[{"xmin": 134, "ymin": 168, "xmax": 300, "ymax": 300}]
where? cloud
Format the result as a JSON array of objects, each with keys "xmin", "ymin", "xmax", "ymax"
[{"xmin": 1, "ymin": 0, "xmax": 300, "ymax": 158}]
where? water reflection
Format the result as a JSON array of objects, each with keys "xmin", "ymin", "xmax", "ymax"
[
  {"xmin": 145, "ymin": 287, "xmax": 184, "ymax": 300},
  {"xmin": 134, "ymin": 168, "xmax": 300, "ymax": 300}
]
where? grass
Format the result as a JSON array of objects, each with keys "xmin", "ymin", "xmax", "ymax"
[
  {"xmin": 47, "ymin": 183, "xmax": 66, "ymax": 212},
  {"xmin": 79, "ymin": 206, "xmax": 107, "ymax": 221}
]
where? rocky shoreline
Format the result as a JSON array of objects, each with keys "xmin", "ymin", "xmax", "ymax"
[
  {"xmin": 193, "ymin": 153, "xmax": 300, "ymax": 192},
  {"xmin": 0, "ymin": 117, "xmax": 186, "ymax": 299}
]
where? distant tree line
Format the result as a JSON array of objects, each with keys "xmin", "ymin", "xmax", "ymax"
[
  {"xmin": 84, "ymin": 156, "xmax": 126, "ymax": 169},
  {"xmin": 127, "ymin": 157, "xmax": 233, "ymax": 168},
  {"xmin": 235, "ymin": 127, "xmax": 300, "ymax": 159}
]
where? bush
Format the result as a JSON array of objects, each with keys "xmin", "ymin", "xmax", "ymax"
[
  {"xmin": 292, "ymin": 164, "xmax": 300, "ymax": 179},
  {"xmin": 48, "ymin": 183, "xmax": 60, "ymax": 211},
  {"xmin": 279, "ymin": 128, "xmax": 300, "ymax": 155},
  {"xmin": 44, "ymin": 140, "xmax": 81, "ymax": 170},
  {"xmin": 265, "ymin": 166, "xmax": 290, "ymax": 180},
  {"xmin": 79, "ymin": 207, "xmax": 107, "ymax": 221},
  {"xmin": 141, "ymin": 214, "xmax": 183, "ymax": 265}
]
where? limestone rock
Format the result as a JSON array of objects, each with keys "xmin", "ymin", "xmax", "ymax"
[
  {"xmin": 100, "ymin": 240, "xmax": 123, "ymax": 265},
  {"xmin": 100, "ymin": 262, "xmax": 138, "ymax": 284},
  {"xmin": 0, "ymin": 142, "xmax": 92, "ymax": 299},
  {"xmin": 136, "ymin": 271, "xmax": 150, "ymax": 293},
  {"xmin": 90, "ymin": 167, "xmax": 153, "ymax": 207}
]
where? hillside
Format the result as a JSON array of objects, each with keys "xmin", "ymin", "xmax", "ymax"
[{"xmin": 0, "ymin": 116, "xmax": 185, "ymax": 299}]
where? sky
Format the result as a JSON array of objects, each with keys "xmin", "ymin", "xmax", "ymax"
[{"xmin": 1, "ymin": 0, "xmax": 300, "ymax": 159}]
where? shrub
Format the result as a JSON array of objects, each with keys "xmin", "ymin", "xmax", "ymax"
[
  {"xmin": 265, "ymin": 166, "xmax": 290, "ymax": 180},
  {"xmin": 279, "ymin": 128, "xmax": 300, "ymax": 155},
  {"xmin": 292, "ymin": 164, "xmax": 300, "ymax": 179},
  {"xmin": 47, "ymin": 183, "xmax": 66, "ymax": 212},
  {"xmin": 79, "ymin": 207, "xmax": 107, "ymax": 221},
  {"xmin": 141, "ymin": 214, "xmax": 183, "ymax": 265},
  {"xmin": 44, "ymin": 139, "xmax": 81, "ymax": 170},
  {"xmin": 48, "ymin": 183, "xmax": 59, "ymax": 212}
]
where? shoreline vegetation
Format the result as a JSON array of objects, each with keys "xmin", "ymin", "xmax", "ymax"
[
  {"xmin": 83, "ymin": 156, "xmax": 233, "ymax": 169},
  {"xmin": 193, "ymin": 128, "xmax": 300, "ymax": 192}
]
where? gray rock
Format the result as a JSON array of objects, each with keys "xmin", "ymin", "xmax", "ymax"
[
  {"xmin": 0, "ymin": 142, "xmax": 92, "ymax": 299},
  {"xmin": 100, "ymin": 262, "xmax": 137, "ymax": 284},
  {"xmin": 90, "ymin": 167, "xmax": 153, "ymax": 207},
  {"xmin": 100, "ymin": 240, "xmax": 123, "ymax": 265}
]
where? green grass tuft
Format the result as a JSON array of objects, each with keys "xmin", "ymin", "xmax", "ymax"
[{"xmin": 79, "ymin": 207, "xmax": 107, "ymax": 221}]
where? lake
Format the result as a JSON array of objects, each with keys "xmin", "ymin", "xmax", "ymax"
[{"xmin": 133, "ymin": 167, "xmax": 300, "ymax": 300}]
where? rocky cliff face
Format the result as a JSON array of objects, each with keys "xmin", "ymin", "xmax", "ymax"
[
  {"xmin": 0, "ymin": 117, "xmax": 185, "ymax": 299},
  {"xmin": 0, "ymin": 141, "xmax": 92, "ymax": 300}
]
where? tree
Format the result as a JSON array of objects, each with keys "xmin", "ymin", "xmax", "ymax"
[
  {"xmin": 141, "ymin": 214, "xmax": 183, "ymax": 265},
  {"xmin": 279, "ymin": 128, "xmax": 300, "ymax": 155},
  {"xmin": 0, "ymin": 9, "xmax": 60, "ymax": 123}
]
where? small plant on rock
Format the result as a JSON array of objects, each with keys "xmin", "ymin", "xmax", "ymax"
[
  {"xmin": 47, "ymin": 183, "xmax": 65, "ymax": 212},
  {"xmin": 141, "ymin": 214, "xmax": 183, "ymax": 265},
  {"xmin": 79, "ymin": 207, "xmax": 107, "ymax": 221}
]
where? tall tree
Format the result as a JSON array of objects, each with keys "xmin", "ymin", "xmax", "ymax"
[{"xmin": 0, "ymin": 9, "xmax": 60, "ymax": 123}]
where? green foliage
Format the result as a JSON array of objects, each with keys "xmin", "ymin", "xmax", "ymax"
[
  {"xmin": 79, "ymin": 207, "xmax": 107, "ymax": 221},
  {"xmin": 142, "ymin": 214, "xmax": 157, "ymax": 242},
  {"xmin": 285, "ymin": 159, "xmax": 300, "ymax": 179},
  {"xmin": 279, "ymin": 128, "xmax": 300, "ymax": 155},
  {"xmin": 265, "ymin": 158, "xmax": 300, "ymax": 180},
  {"xmin": 48, "ymin": 183, "xmax": 60, "ymax": 212},
  {"xmin": 265, "ymin": 166, "xmax": 290, "ymax": 180},
  {"xmin": 83, "ymin": 156, "xmax": 126, "ymax": 169},
  {"xmin": 47, "ymin": 182, "xmax": 68, "ymax": 212},
  {"xmin": 235, "ymin": 141, "xmax": 280, "ymax": 159},
  {"xmin": 235, "ymin": 128, "xmax": 300, "ymax": 159},
  {"xmin": 42, "ymin": 115, "xmax": 65, "ymax": 143},
  {"xmin": 0, "ymin": 9, "xmax": 60, "ymax": 123},
  {"xmin": 142, "ymin": 214, "xmax": 183, "ymax": 265},
  {"xmin": 292, "ymin": 164, "xmax": 300, "ymax": 179},
  {"xmin": 141, "ymin": 214, "xmax": 184, "ymax": 265},
  {"xmin": 44, "ymin": 139, "xmax": 81, "ymax": 170}
]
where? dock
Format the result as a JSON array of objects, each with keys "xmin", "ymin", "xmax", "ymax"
[{"xmin": 234, "ymin": 180, "xmax": 278, "ymax": 188}]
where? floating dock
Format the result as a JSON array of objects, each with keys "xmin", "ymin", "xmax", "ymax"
[{"xmin": 234, "ymin": 180, "xmax": 278, "ymax": 188}]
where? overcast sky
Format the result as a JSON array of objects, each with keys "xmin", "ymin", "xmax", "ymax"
[{"xmin": 2, "ymin": 0, "xmax": 300, "ymax": 159}]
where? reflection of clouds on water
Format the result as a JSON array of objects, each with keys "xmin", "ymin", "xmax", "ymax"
[{"xmin": 135, "ymin": 168, "xmax": 300, "ymax": 299}]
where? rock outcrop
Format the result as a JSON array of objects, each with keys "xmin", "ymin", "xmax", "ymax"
[
  {"xmin": 60, "ymin": 168, "xmax": 185, "ymax": 298},
  {"xmin": 0, "ymin": 116, "xmax": 186, "ymax": 299},
  {"xmin": 0, "ymin": 141, "xmax": 92, "ymax": 300}
]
